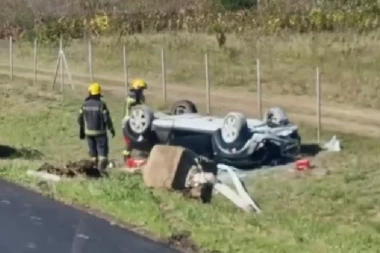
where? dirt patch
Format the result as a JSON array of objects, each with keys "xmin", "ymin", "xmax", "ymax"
[
  {"xmin": 167, "ymin": 231, "xmax": 201, "ymax": 252},
  {"xmin": 37, "ymin": 159, "xmax": 101, "ymax": 178},
  {"xmin": 167, "ymin": 231, "xmax": 221, "ymax": 253}
]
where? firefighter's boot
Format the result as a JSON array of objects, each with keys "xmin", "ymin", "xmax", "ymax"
[{"xmin": 98, "ymin": 158, "xmax": 109, "ymax": 177}]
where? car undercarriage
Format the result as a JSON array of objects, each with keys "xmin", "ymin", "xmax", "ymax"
[{"xmin": 122, "ymin": 100, "xmax": 301, "ymax": 169}]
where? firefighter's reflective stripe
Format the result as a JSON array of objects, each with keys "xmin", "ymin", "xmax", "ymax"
[
  {"xmin": 85, "ymin": 129, "xmax": 107, "ymax": 135},
  {"xmin": 83, "ymin": 106, "xmax": 101, "ymax": 111}
]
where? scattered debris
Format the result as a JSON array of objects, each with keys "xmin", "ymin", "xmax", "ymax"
[
  {"xmin": 216, "ymin": 167, "xmax": 246, "ymax": 183},
  {"xmin": 295, "ymin": 158, "xmax": 312, "ymax": 171},
  {"xmin": 26, "ymin": 145, "xmax": 262, "ymax": 213},
  {"xmin": 324, "ymin": 135, "xmax": 341, "ymax": 152},
  {"xmin": 142, "ymin": 145, "xmax": 261, "ymax": 213},
  {"xmin": 124, "ymin": 158, "xmax": 146, "ymax": 173},
  {"xmin": 167, "ymin": 230, "xmax": 222, "ymax": 253},
  {"xmin": 141, "ymin": 145, "xmax": 208, "ymax": 191},
  {"xmin": 34, "ymin": 160, "xmax": 100, "ymax": 178},
  {"xmin": 167, "ymin": 231, "xmax": 200, "ymax": 252},
  {"xmin": 215, "ymin": 164, "xmax": 261, "ymax": 213}
]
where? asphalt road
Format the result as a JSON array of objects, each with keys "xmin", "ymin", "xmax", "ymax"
[{"xmin": 0, "ymin": 179, "xmax": 181, "ymax": 253}]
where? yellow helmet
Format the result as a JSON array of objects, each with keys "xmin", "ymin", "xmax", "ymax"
[
  {"xmin": 131, "ymin": 78, "xmax": 147, "ymax": 90},
  {"xmin": 88, "ymin": 82, "xmax": 101, "ymax": 95}
]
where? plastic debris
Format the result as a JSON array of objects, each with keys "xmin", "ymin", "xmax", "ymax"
[
  {"xmin": 295, "ymin": 159, "xmax": 311, "ymax": 171},
  {"xmin": 323, "ymin": 135, "xmax": 341, "ymax": 152},
  {"xmin": 216, "ymin": 165, "xmax": 246, "ymax": 184},
  {"xmin": 214, "ymin": 164, "xmax": 261, "ymax": 213}
]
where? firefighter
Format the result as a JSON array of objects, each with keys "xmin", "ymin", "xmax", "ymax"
[
  {"xmin": 122, "ymin": 78, "xmax": 147, "ymax": 162},
  {"xmin": 78, "ymin": 82, "xmax": 115, "ymax": 173}
]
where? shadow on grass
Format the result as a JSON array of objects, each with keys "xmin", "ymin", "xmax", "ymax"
[
  {"xmin": 0, "ymin": 145, "xmax": 43, "ymax": 160},
  {"xmin": 300, "ymin": 143, "xmax": 322, "ymax": 157}
]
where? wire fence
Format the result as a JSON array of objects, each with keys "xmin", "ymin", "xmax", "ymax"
[{"xmin": 0, "ymin": 35, "xmax": 336, "ymax": 142}]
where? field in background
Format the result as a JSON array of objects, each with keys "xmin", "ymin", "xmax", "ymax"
[
  {"xmin": 2, "ymin": 31, "xmax": 380, "ymax": 138},
  {"xmin": 1, "ymin": 31, "xmax": 380, "ymax": 109},
  {"xmin": 0, "ymin": 75, "xmax": 380, "ymax": 252}
]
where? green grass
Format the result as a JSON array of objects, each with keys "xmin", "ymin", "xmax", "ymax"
[
  {"xmin": 1, "ymin": 31, "xmax": 380, "ymax": 108},
  {"xmin": 0, "ymin": 75, "xmax": 380, "ymax": 252}
]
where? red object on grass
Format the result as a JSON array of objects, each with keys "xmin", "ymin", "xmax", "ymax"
[
  {"xmin": 295, "ymin": 159, "xmax": 311, "ymax": 171},
  {"xmin": 124, "ymin": 136, "xmax": 131, "ymax": 145},
  {"xmin": 125, "ymin": 158, "xmax": 146, "ymax": 169}
]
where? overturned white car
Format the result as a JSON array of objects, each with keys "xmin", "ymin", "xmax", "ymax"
[{"xmin": 122, "ymin": 100, "xmax": 301, "ymax": 169}]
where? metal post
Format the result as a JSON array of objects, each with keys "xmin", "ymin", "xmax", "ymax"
[
  {"xmin": 59, "ymin": 35, "xmax": 64, "ymax": 92},
  {"xmin": 52, "ymin": 53, "xmax": 60, "ymax": 89},
  {"xmin": 62, "ymin": 53, "xmax": 74, "ymax": 91},
  {"xmin": 161, "ymin": 48, "xmax": 167, "ymax": 103},
  {"xmin": 9, "ymin": 36, "xmax": 13, "ymax": 81},
  {"xmin": 88, "ymin": 38, "xmax": 93, "ymax": 81},
  {"xmin": 256, "ymin": 58, "xmax": 262, "ymax": 118},
  {"xmin": 123, "ymin": 45, "xmax": 129, "ymax": 94},
  {"xmin": 205, "ymin": 53, "xmax": 211, "ymax": 114},
  {"xmin": 33, "ymin": 38, "xmax": 37, "ymax": 84},
  {"xmin": 123, "ymin": 44, "xmax": 129, "ymax": 116},
  {"xmin": 316, "ymin": 67, "xmax": 321, "ymax": 143}
]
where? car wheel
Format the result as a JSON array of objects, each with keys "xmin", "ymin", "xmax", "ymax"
[
  {"xmin": 128, "ymin": 105, "xmax": 154, "ymax": 135},
  {"xmin": 221, "ymin": 112, "xmax": 247, "ymax": 144},
  {"xmin": 170, "ymin": 100, "xmax": 198, "ymax": 115},
  {"xmin": 264, "ymin": 107, "xmax": 289, "ymax": 127}
]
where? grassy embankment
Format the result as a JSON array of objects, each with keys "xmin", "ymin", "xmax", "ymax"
[{"xmin": 0, "ymin": 75, "xmax": 379, "ymax": 253}]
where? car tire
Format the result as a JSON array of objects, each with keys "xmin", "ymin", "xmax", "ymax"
[
  {"xmin": 211, "ymin": 112, "xmax": 251, "ymax": 159},
  {"xmin": 170, "ymin": 100, "xmax": 198, "ymax": 115},
  {"xmin": 221, "ymin": 112, "xmax": 247, "ymax": 144},
  {"xmin": 128, "ymin": 105, "xmax": 154, "ymax": 135},
  {"xmin": 264, "ymin": 107, "xmax": 289, "ymax": 127},
  {"xmin": 123, "ymin": 106, "xmax": 157, "ymax": 152},
  {"xmin": 123, "ymin": 121, "xmax": 157, "ymax": 150}
]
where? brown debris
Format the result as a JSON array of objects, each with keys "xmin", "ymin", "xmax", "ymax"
[
  {"xmin": 37, "ymin": 159, "xmax": 101, "ymax": 178},
  {"xmin": 167, "ymin": 231, "xmax": 221, "ymax": 253},
  {"xmin": 167, "ymin": 231, "xmax": 200, "ymax": 252},
  {"xmin": 142, "ymin": 145, "xmax": 199, "ymax": 190}
]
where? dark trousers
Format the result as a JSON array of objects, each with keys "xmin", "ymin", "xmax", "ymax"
[{"xmin": 86, "ymin": 134, "xmax": 109, "ymax": 161}]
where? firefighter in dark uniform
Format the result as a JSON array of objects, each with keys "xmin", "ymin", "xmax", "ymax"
[
  {"xmin": 122, "ymin": 78, "xmax": 147, "ymax": 162},
  {"xmin": 78, "ymin": 82, "xmax": 115, "ymax": 172}
]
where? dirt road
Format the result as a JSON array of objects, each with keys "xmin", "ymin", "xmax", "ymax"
[{"xmin": 1, "ymin": 64, "xmax": 379, "ymax": 138}]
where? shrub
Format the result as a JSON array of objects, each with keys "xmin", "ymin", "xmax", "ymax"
[{"xmin": 2, "ymin": 0, "xmax": 380, "ymax": 42}]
